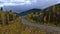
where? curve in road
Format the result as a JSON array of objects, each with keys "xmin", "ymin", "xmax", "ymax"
[{"xmin": 22, "ymin": 18, "xmax": 60, "ymax": 31}]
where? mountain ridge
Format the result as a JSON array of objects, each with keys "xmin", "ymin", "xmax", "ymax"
[{"xmin": 18, "ymin": 8, "xmax": 42, "ymax": 16}]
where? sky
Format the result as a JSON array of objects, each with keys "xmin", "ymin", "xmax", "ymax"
[
  {"xmin": 0, "ymin": 0, "xmax": 60, "ymax": 13},
  {"xmin": 0, "ymin": 0, "xmax": 36, "ymax": 6}
]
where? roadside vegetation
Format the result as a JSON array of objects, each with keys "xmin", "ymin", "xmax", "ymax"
[{"xmin": 25, "ymin": 4, "xmax": 60, "ymax": 27}]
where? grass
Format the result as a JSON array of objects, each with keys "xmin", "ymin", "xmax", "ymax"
[
  {"xmin": 0, "ymin": 17, "xmax": 60, "ymax": 34},
  {"xmin": 25, "ymin": 16, "xmax": 60, "ymax": 28}
]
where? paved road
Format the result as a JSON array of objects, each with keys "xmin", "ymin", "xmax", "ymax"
[{"xmin": 22, "ymin": 19, "xmax": 60, "ymax": 31}]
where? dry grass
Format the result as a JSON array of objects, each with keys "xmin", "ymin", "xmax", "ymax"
[{"xmin": 0, "ymin": 17, "xmax": 60, "ymax": 34}]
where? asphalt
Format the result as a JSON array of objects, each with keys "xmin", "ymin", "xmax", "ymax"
[{"xmin": 22, "ymin": 18, "xmax": 60, "ymax": 31}]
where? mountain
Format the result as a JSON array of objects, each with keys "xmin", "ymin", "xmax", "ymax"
[
  {"xmin": 3, "ymin": 6, "xmax": 22, "ymax": 13},
  {"xmin": 18, "ymin": 8, "xmax": 42, "ymax": 16},
  {"xmin": 3, "ymin": 5, "xmax": 35, "ymax": 13}
]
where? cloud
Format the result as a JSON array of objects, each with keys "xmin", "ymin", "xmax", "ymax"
[
  {"xmin": 0, "ymin": 0, "xmax": 37, "ymax": 7},
  {"xmin": 35, "ymin": 0, "xmax": 58, "ymax": 9},
  {"xmin": 57, "ymin": 0, "xmax": 60, "ymax": 3},
  {"xmin": 0, "ymin": 0, "xmax": 59, "ymax": 9}
]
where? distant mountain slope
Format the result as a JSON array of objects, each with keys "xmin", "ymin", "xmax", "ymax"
[
  {"xmin": 18, "ymin": 8, "xmax": 42, "ymax": 16},
  {"xmin": 3, "ymin": 6, "xmax": 35, "ymax": 13}
]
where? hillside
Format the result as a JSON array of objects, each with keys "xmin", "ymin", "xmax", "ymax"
[
  {"xmin": 18, "ymin": 8, "xmax": 42, "ymax": 16},
  {"xmin": 0, "ymin": 8, "xmax": 60, "ymax": 34},
  {"xmin": 0, "ymin": 8, "xmax": 48, "ymax": 34},
  {"xmin": 0, "ymin": 9, "xmax": 18, "ymax": 25},
  {"xmin": 24, "ymin": 4, "xmax": 60, "ymax": 27},
  {"xmin": 0, "ymin": 17, "xmax": 59, "ymax": 34}
]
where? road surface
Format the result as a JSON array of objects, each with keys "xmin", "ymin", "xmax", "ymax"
[{"xmin": 22, "ymin": 18, "xmax": 60, "ymax": 31}]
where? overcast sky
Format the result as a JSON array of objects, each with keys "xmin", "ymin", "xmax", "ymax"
[{"xmin": 0, "ymin": 0, "xmax": 60, "ymax": 13}]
